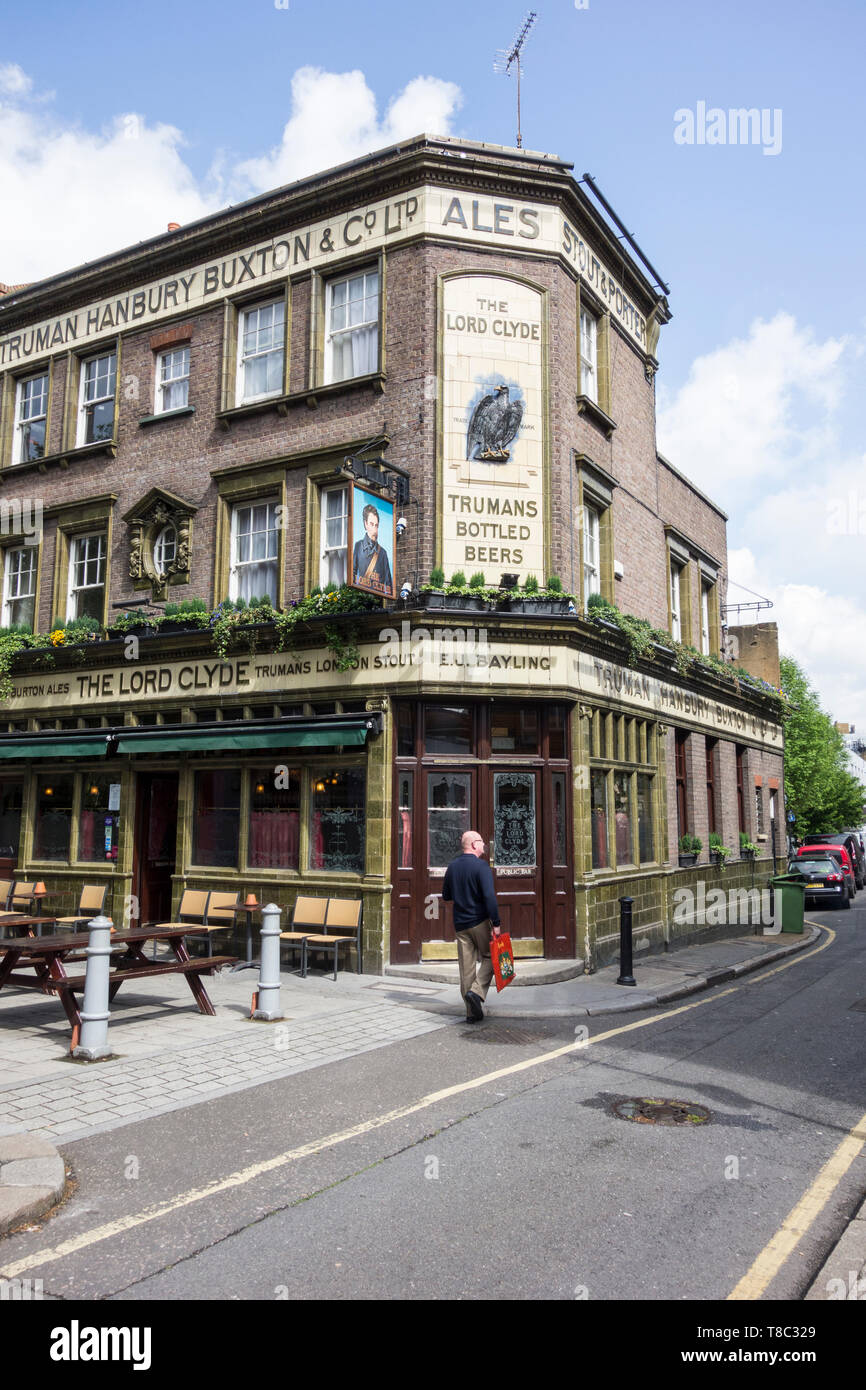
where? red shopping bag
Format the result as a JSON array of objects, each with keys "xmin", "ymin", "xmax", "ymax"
[{"xmin": 490, "ymin": 931, "xmax": 516, "ymax": 992}]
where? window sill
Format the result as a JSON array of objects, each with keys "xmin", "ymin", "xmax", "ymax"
[
  {"xmin": 0, "ymin": 439, "xmax": 116, "ymax": 478},
  {"xmin": 138, "ymin": 406, "xmax": 195, "ymax": 428},
  {"xmin": 216, "ymin": 373, "xmax": 386, "ymax": 429},
  {"xmin": 576, "ymin": 395, "xmax": 617, "ymax": 439}
]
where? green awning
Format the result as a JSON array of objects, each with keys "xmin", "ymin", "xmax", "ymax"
[
  {"xmin": 0, "ymin": 718, "xmax": 375, "ymax": 761},
  {"xmin": 0, "ymin": 737, "xmax": 109, "ymax": 760},
  {"xmin": 115, "ymin": 722, "xmax": 370, "ymax": 755}
]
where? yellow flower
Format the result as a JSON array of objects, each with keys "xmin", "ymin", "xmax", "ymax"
[{"xmin": 50, "ymin": 629, "xmax": 66, "ymax": 646}]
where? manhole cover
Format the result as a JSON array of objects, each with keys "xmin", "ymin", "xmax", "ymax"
[{"xmin": 611, "ymin": 1097, "xmax": 711, "ymax": 1126}]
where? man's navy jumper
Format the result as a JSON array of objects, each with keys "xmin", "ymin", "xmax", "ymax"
[{"xmin": 442, "ymin": 853, "xmax": 501, "ymax": 930}]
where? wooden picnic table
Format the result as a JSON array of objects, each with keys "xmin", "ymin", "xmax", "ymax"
[{"xmin": 0, "ymin": 925, "xmax": 237, "ymax": 1033}]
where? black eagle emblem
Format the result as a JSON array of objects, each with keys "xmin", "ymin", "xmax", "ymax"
[{"xmin": 466, "ymin": 384, "xmax": 524, "ymax": 462}]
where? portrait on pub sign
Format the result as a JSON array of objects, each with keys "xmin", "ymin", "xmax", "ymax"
[{"xmin": 349, "ymin": 484, "xmax": 395, "ymax": 600}]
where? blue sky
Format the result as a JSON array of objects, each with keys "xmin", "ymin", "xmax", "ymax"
[{"xmin": 1, "ymin": 0, "xmax": 864, "ymax": 729}]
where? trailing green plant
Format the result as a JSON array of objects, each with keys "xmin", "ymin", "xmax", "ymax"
[
  {"xmin": 708, "ymin": 832, "xmax": 732, "ymax": 868},
  {"xmin": 273, "ymin": 585, "xmax": 379, "ymax": 671},
  {"xmin": 739, "ymin": 831, "xmax": 758, "ymax": 855}
]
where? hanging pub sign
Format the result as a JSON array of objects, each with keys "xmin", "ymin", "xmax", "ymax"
[{"xmin": 349, "ymin": 483, "xmax": 395, "ymax": 600}]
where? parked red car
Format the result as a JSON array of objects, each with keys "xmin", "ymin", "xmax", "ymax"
[{"xmin": 797, "ymin": 844, "xmax": 856, "ymax": 901}]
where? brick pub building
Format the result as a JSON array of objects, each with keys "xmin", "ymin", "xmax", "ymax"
[{"xmin": 0, "ymin": 135, "xmax": 785, "ymax": 972}]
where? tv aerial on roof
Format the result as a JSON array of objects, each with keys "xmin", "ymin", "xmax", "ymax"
[{"xmin": 494, "ymin": 11, "xmax": 538, "ymax": 150}]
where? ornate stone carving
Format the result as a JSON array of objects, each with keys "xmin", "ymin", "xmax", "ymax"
[{"xmin": 122, "ymin": 488, "xmax": 198, "ymax": 602}]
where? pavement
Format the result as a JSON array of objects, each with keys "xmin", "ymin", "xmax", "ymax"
[{"xmin": 2, "ymin": 917, "xmax": 863, "ymax": 1294}]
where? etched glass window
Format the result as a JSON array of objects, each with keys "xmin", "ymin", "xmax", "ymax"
[
  {"xmin": 493, "ymin": 772, "xmax": 536, "ymax": 868},
  {"xmin": 249, "ymin": 767, "xmax": 300, "ymax": 870},
  {"xmin": 551, "ymin": 772, "xmax": 567, "ymax": 865},
  {"xmin": 309, "ymin": 769, "xmax": 366, "ymax": 873}
]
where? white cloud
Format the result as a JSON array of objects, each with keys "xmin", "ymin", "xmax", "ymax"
[
  {"xmin": 657, "ymin": 313, "xmax": 847, "ymax": 497},
  {"xmin": 728, "ymin": 548, "xmax": 866, "ymax": 730},
  {"xmin": 659, "ymin": 313, "xmax": 866, "ymax": 732},
  {"xmin": 0, "ymin": 66, "xmax": 463, "ymax": 284},
  {"xmin": 0, "ymin": 63, "xmax": 31, "ymax": 96},
  {"xmin": 233, "ymin": 67, "xmax": 462, "ymax": 196}
]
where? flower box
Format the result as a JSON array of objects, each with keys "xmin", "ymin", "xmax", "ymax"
[{"xmin": 678, "ymin": 853, "xmax": 699, "ymax": 868}]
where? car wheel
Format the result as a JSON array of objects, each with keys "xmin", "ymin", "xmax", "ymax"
[{"xmin": 842, "ymin": 892, "xmax": 852, "ymax": 909}]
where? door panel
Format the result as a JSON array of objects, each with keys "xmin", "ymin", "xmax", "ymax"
[
  {"xmin": 133, "ymin": 773, "xmax": 179, "ymax": 925},
  {"xmin": 490, "ymin": 769, "xmax": 540, "ymax": 941}
]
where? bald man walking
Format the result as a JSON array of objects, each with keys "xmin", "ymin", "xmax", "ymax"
[{"xmin": 442, "ymin": 829, "xmax": 501, "ymax": 1022}]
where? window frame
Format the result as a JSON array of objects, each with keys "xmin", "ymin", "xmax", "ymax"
[
  {"xmin": 154, "ymin": 346, "xmax": 190, "ymax": 414},
  {"xmin": 13, "ymin": 371, "xmax": 50, "ymax": 465},
  {"xmin": 670, "ymin": 558, "xmax": 683, "ymax": 641},
  {"xmin": 67, "ymin": 530, "xmax": 107, "ymax": 622},
  {"xmin": 582, "ymin": 501, "xmax": 601, "ymax": 600},
  {"xmin": 323, "ymin": 265, "xmax": 381, "ymax": 386},
  {"xmin": 76, "ymin": 348, "xmax": 118, "ymax": 447},
  {"xmin": 228, "ymin": 497, "xmax": 281, "ymax": 605},
  {"xmin": 2, "ymin": 543, "xmax": 38, "ymax": 629},
  {"xmin": 235, "ymin": 298, "xmax": 287, "ymax": 406},
  {"xmin": 319, "ymin": 483, "xmax": 350, "ymax": 589},
  {"xmin": 586, "ymin": 707, "xmax": 659, "ymax": 873},
  {"xmin": 579, "ymin": 304, "xmax": 598, "ymax": 405}
]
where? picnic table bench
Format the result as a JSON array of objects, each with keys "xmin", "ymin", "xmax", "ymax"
[{"xmin": 0, "ymin": 924, "xmax": 237, "ymax": 1034}]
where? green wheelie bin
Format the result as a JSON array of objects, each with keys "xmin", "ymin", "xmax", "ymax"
[{"xmin": 768, "ymin": 873, "xmax": 806, "ymax": 934}]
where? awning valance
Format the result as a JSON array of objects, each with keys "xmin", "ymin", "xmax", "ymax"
[
  {"xmin": 0, "ymin": 736, "xmax": 110, "ymax": 760},
  {"xmin": 0, "ymin": 717, "xmax": 378, "ymax": 761},
  {"xmin": 115, "ymin": 722, "xmax": 370, "ymax": 754}
]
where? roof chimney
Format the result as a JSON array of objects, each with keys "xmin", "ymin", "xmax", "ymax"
[{"xmin": 167, "ymin": 222, "xmax": 181, "ymax": 232}]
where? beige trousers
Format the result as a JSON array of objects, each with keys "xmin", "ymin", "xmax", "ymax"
[{"xmin": 456, "ymin": 919, "xmax": 494, "ymax": 1004}]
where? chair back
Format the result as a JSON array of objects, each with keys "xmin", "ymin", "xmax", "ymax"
[
  {"xmin": 206, "ymin": 891, "xmax": 240, "ymax": 926},
  {"xmin": 10, "ymin": 881, "xmax": 37, "ymax": 910},
  {"xmin": 0, "ymin": 880, "xmax": 13, "ymax": 911},
  {"xmin": 76, "ymin": 883, "xmax": 108, "ymax": 917},
  {"xmin": 176, "ymin": 889, "xmax": 209, "ymax": 922},
  {"xmin": 292, "ymin": 895, "xmax": 328, "ymax": 929},
  {"xmin": 325, "ymin": 899, "xmax": 362, "ymax": 932}
]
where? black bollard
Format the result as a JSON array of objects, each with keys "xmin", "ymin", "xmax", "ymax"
[{"xmin": 617, "ymin": 896, "xmax": 636, "ymax": 986}]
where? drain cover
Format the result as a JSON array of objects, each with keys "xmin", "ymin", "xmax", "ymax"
[{"xmin": 611, "ymin": 1097, "xmax": 711, "ymax": 1126}]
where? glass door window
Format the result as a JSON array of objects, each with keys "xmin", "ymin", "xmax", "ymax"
[
  {"xmin": 427, "ymin": 773, "xmax": 471, "ymax": 869},
  {"xmin": 493, "ymin": 772, "xmax": 537, "ymax": 869}
]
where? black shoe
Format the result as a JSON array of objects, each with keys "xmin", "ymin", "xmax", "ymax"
[{"xmin": 466, "ymin": 991, "xmax": 484, "ymax": 1021}]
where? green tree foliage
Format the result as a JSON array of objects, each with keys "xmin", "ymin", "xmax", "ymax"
[{"xmin": 780, "ymin": 655, "xmax": 866, "ymax": 837}]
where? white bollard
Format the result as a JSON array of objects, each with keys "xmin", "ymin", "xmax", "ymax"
[
  {"xmin": 253, "ymin": 903, "xmax": 283, "ymax": 1021},
  {"xmin": 72, "ymin": 915, "xmax": 115, "ymax": 1060}
]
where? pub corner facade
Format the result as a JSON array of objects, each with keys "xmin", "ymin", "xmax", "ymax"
[{"xmin": 0, "ymin": 134, "xmax": 786, "ymax": 973}]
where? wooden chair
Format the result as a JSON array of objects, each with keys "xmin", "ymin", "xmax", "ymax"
[
  {"xmin": 302, "ymin": 898, "xmax": 363, "ymax": 980},
  {"xmin": 279, "ymin": 896, "xmax": 328, "ymax": 972},
  {"xmin": 0, "ymin": 879, "xmax": 15, "ymax": 916},
  {"xmin": 55, "ymin": 883, "xmax": 109, "ymax": 929}
]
